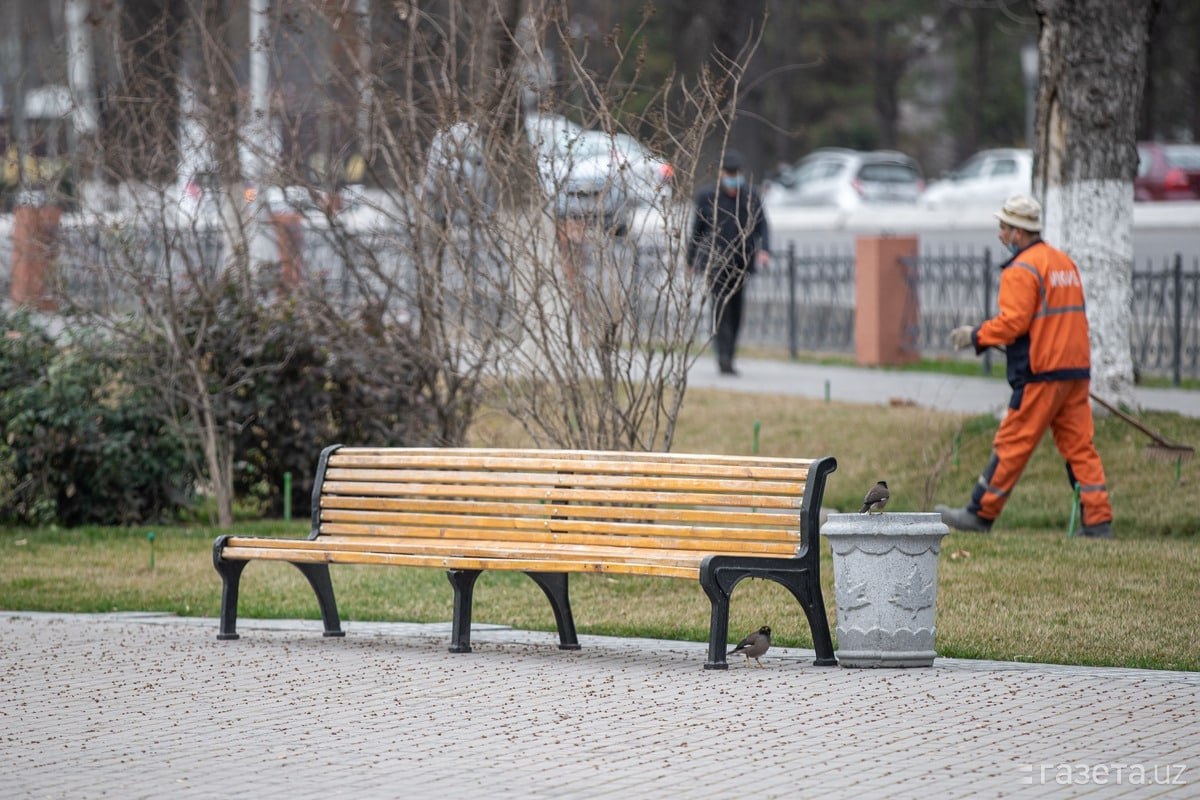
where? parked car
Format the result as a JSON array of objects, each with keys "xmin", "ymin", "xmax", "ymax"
[
  {"xmin": 420, "ymin": 121, "xmax": 497, "ymax": 224},
  {"xmin": 763, "ymin": 148, "xmax": 925, "ymax": 210},
  {"xmin": 417, "ymin": 114, "xmax": 671, "ymax": 234},
  {"xmin": 920, "ymin": 148, "xmax": 1032, "ymax": 209},
  {"xmin": 571, "ymin": 129, "xmax": 674, "ymax": 207},
  {"xmin": 1135, "ymin": 142, "xmax": 1200, "ymax": 201},
  {"xmin": 528, "ymin": 113, "xmax": 633, "ymax": 236}
]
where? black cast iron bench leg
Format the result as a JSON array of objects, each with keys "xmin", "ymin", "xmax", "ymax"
[
  {"xmin": 215, "ymin": 556, "xmax": 248, "ymax": 641},
  {"xmin": 447, "ymin": 569, "xmax": 482, "ymax": 653},
  {"xmin": 701, "ymin": 572, "xmax": 732, "ymax": 670},
  {"xmin": 701, "ymin": 556, "xmax": 839, "ymax": 669},
  {"xmin": 292, "ymin": 562, "xmax": 345, "ymax": 637},
  {"xmin": 791, "ymin": 576, "xmax": 837, "ymax": 666},
  {"xmin": 214, "ymin": 535, "xmax": 344, "ymax": 640},
  {"xmin": 526, "ymin": 572, "xmax": 581, "ymax": 650}
]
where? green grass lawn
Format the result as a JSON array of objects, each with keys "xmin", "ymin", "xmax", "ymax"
[{"xmin": 3, "ymin": 387, "xmax": 1198, "ymax": 670}]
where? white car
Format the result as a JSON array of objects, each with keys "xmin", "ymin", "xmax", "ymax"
[
  {"xmin": 525, "ymin": 113, "xmax": 673, "ymax": 234},
  {"xmin": 525, "ymin": 113, "xmax": 622, "ymax": 232},
  {"xmin": 920, "ymin": 148, "xmax": 1032, "ymax": 209},
  {"xmin": 763, "ymin": 148, "xmax": 925, "ymax": 210},
  {"xmin": 421, "ymin": 121, "xmax": 496, "ymax": 224},
  {"xmin": 572, "ymin": 129, "xmax": 674, "ymax": 207}
]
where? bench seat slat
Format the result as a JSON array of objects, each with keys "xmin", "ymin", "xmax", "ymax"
[
  {"xmin": 321, "ymin": 496, "xmax": 802, "ymax": 527},
  {"xmin": 224, "ymin": 536, "xmax": 775, "ymax": 564},
  {"xmin": 321, "ymin": 480, "xmax": 801, "ymax": 509},
  {"xmin": 217, "ymin": 545, "xmax": 702, "ymax": 580}
]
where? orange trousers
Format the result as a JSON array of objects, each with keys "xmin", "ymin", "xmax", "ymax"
[{"xmin": 968, "ymin": 379, "xmax": 1113, "ymax": 527}]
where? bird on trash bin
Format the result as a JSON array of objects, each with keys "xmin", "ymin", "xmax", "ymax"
[
  {"xmin": 728, "ymin": 625, "xmax": 771, "ymax": 667},
  {"xmin": 859, "ymin": 480, "xmax": 890, "ymax": 514}
]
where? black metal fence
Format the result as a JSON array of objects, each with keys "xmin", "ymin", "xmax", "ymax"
[
  {"xmin": 731, "ymin": 242, "xmax": 1199, "ymax": 384},
  {"xmin": 1130, "ymin": 254, "xmax": 1200, "ymax": 386},
  {"xmin": 7, "ymin": 220, "xmax": 1199, "ymax": 383}
]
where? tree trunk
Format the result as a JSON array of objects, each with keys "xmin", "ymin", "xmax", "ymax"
[
  {"xmin": 192, "ymin": 365, "xmax": 235, "ymax": 528},
  {"xmin": 871, "ymin": 21, "xmax": 899, "ymax": 149},
  {"xmin": 1032, "ymin": 0, "xmax": 1158, "ymax": 410}
]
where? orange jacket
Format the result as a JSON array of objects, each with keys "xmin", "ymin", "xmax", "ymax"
[{"xmin": 972, "ymin": 239, "xmax": 1091, "ymax": 388}]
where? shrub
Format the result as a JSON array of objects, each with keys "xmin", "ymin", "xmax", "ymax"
[
  {"xmin": 152, "ymin": 279, "xmax": 438, "ymax": 519},
  {"xmin": 233, "ymin": 300, "xmax": 438, "ymax": 518},
  {"xmin": 0, "ymin": 311, "xmax": 195, "ymax": 526}
]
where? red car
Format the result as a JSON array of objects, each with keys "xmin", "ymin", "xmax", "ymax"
[{"xmin": 1135, "ymin": 142, "xmax": 1200, "ymax": 201}]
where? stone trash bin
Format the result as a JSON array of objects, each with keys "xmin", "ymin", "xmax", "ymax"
[{"xmin": 821, "ymin": 512, "xmax": 950, "ymax": 667}]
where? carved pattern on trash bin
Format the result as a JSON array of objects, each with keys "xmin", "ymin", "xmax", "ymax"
[
  {"xmin": 836, "ymin": 578, "xmax": 871, "ymax": 612},
  {"xmin": 889, "ymin": 564, "xmax": 935, "ymax": 620}
]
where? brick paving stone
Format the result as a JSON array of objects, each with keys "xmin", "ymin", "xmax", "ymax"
[{"xmin": 1, "ymin": 612, "xmax": 1197, "ymax": 799}]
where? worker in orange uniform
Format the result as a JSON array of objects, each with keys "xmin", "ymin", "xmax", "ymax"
[{"xmin": 936, "ymin": 194, "xmax": 1114, "ymax": 538}]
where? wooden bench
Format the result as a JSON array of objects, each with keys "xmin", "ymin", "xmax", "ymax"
[{"xmin": 213, "ymin": 445, "xmax": 838, "ymax": 669}]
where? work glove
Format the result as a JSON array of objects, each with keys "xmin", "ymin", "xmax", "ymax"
[{"xmin": 950, "ymin": 325, "xmax": 975, "ymax": 350}]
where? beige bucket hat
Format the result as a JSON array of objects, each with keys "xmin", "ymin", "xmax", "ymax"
[{"xmin": 994, "ymin": 194, "xmax": 1042, "ymax": 232}]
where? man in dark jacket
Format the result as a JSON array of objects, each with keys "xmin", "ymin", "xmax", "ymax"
[{"xmin": 687, "ymin": 149, "xmax": 770, "ymax": 375}]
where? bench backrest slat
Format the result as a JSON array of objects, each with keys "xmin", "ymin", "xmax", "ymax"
[
  {"xmin": 330, "ymin": 448, "xmax": 814, "ymax": 472},
  {"xmin": 321, "ymin": 496, "xmax": 800, "ymax": 527},
  {"xmin": 316, "ymin": 447, "xmax": 817, "ymax": 555},
  {"xmin": 322, "ymin": 480, "xmax": 800, "ymax": 510},
  {"xmin": 317, "ymin": 525, "xmax": 800, "ymax": 555},
  {"xmin": 320, "ymin": 511, "xmax": 800, "ymax": 542},
  {"xmin": 309, "ymin": 535, "xmax": 799, "ymax": 558},
  {"xmin": 323, "ymin": 467, "xmax": 807, "ymax": 495}
]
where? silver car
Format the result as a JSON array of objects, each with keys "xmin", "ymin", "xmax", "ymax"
[
  {"xmin": 764, "ymin": 148, "xmax": 925, "ymax": 209},
  {"xmin": 525, "ymin": 113, "xmax": 638, "ymax": 236},
  {"xmin": 421, "ymin": 121, "xmax": 497, "ymax": 225},
  {"xmin": 921, "ymin": 148, "xmax": 1032, "ymax": 209}
]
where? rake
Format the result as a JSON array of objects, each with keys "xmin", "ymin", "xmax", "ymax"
[{"xmin": 1090, "ymin": 392, "xmax": 1194, "ymax": 481}]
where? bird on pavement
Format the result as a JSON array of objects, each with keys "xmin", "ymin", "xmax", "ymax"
[
  {"xmin": 728, "ymin": 625, "xmax": 771, "ymax": 667},
  {"xmin": 859, "ymin": 480, "xmax": 890, "ymax": 514}
]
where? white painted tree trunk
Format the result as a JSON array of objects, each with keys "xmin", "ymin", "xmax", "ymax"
[
  {"xmin": 65, "ymin": 0, "xmax": 99, "ymax": 138},
  {"xmin": 1042, "ymin": 181, "xmax": 1135, "ymax": 407},
  {"xmin": 1033, "ymin": 0, "xmax": 1158, "ymax": 410}
]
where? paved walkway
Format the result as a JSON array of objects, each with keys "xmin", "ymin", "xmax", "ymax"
[
  {"xmin": 3, "ymin": 358, "xmax": 1196, "ymax": 799},
  {"xmin": 686, "ymin": 356, "xmax": 1200, "ymax": 418},
  {"xmin": 3, "ymin": 611, "xmax": 1197, "ymax": 799}
]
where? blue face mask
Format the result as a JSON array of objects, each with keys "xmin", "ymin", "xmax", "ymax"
[
  {"xmin": 1007, "ymin": 241, "xmax": 1021, "ymax": 255},
  {"xmin": 720, "ymin": 174, "xmax": 745, "ymax": 192}
]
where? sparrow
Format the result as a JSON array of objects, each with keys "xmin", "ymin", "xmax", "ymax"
[
  {"xmin": 728, "ymin": 625, "xmax": 771, "ymax": 667},
  {"xmin": 859, "ymin": 480, "xmax": 890, "ymax": 514}
]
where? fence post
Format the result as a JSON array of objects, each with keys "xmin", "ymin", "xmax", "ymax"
[
  {"xmin": 981, "ymin": 248, "xmax": 993, "ymax": 377},
  {"xmin": 787, "ymin": 242, "xmax": 798, "ymax": 359},
  {"xmin": 1173, "ymin": 253, "xmax": 1183, "ymax": 387}
]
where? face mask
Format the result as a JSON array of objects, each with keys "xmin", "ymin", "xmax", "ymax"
[
  {"xmin": 1007, "ymin": 241, "xmax": 1021, "ymax": 255},
  {"xmin": 720, "ymin": 175, "xmax": 745, "ymax": 191}
]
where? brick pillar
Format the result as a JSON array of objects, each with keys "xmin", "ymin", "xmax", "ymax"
[
  {"xmin": 10, "ymin": 205, "xmax": 62, "ymax": 311},
  {"xmin": 854, "ymin": 235, "xmax": 920, "ymax": 366},
  {"xmin": 271, "ymin": 212, "xmax": 304, "ymax": 287}
]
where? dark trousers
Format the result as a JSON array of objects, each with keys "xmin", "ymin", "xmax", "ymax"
[{"xmin": 711, "ymin": 285, "xmax": 745, "ymax": 369}]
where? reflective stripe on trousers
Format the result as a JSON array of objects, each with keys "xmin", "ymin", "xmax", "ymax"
[{"xmin": 968, "ymin": 379, "xmax": 1113, "ymax": 527}]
